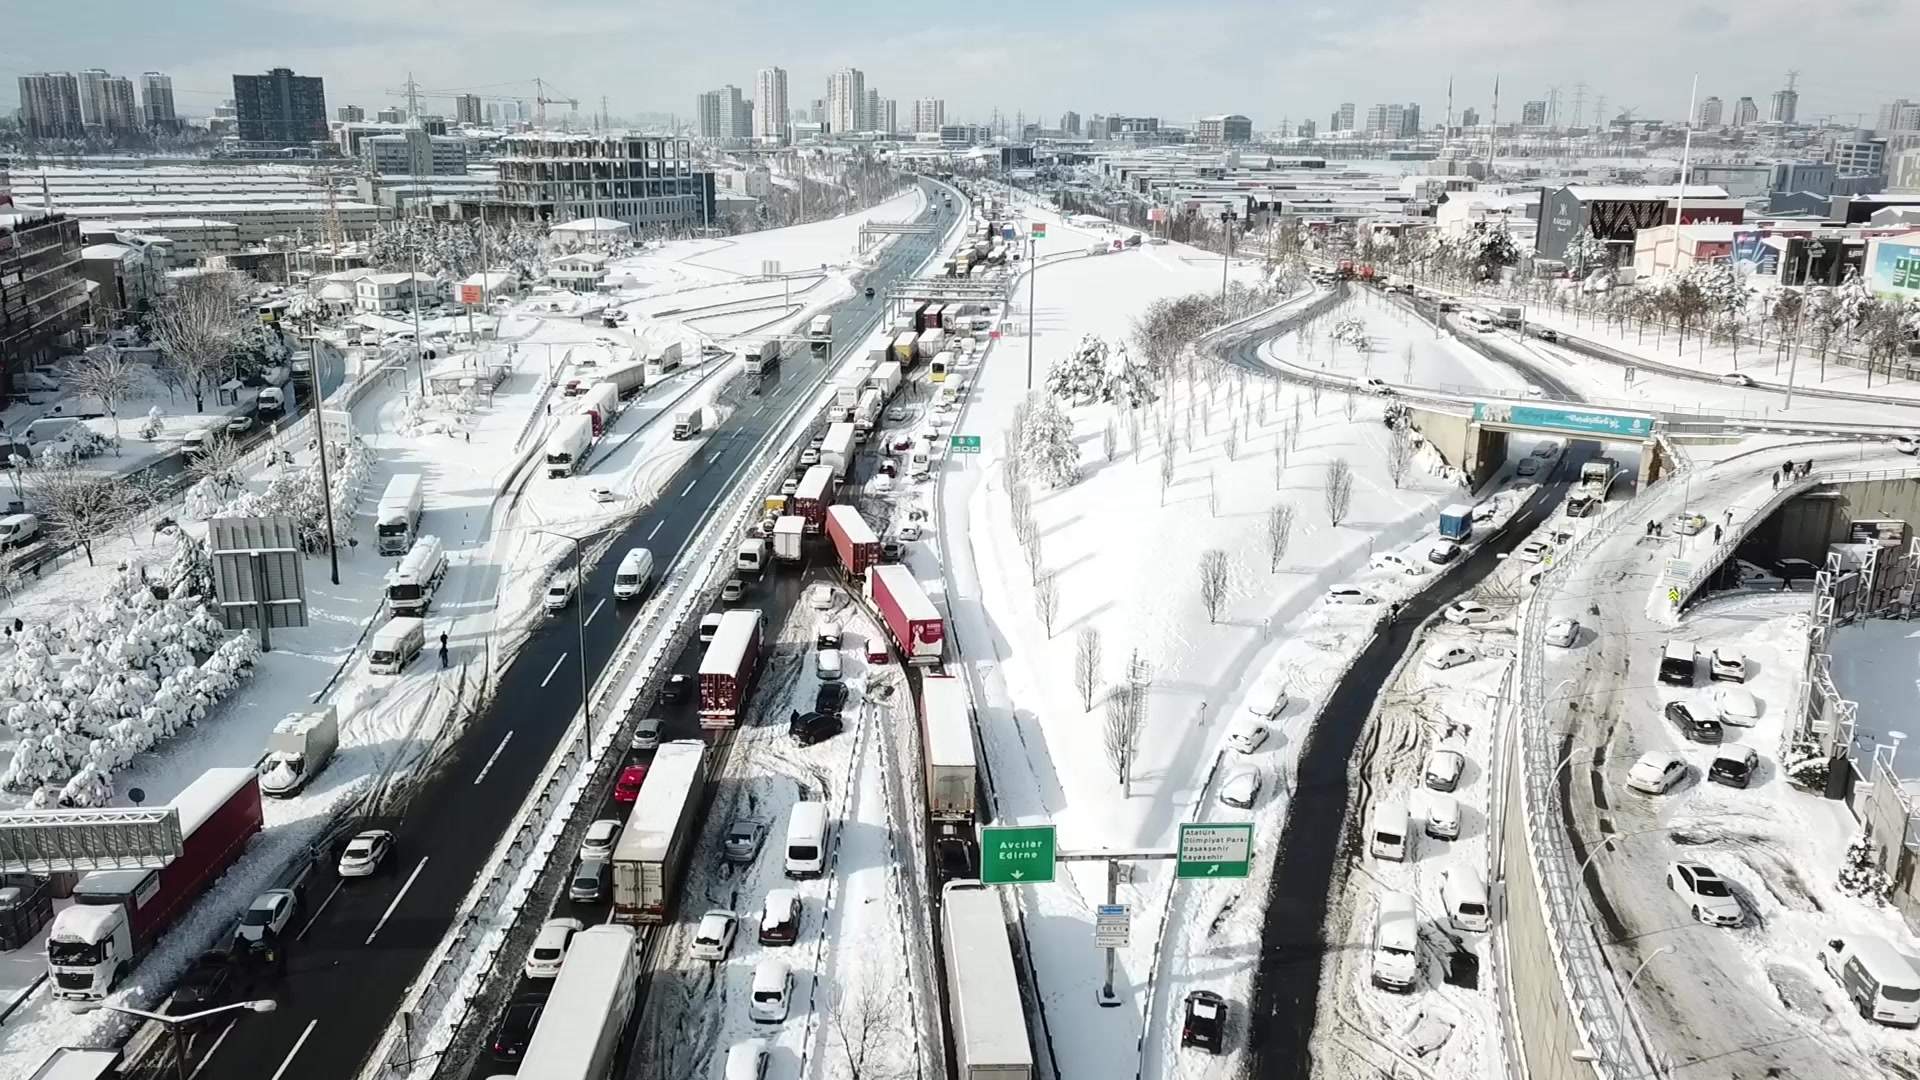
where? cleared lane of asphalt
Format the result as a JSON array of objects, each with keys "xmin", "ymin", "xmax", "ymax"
[{"xmin": 195, "ymin": 184, "xmax": 949, "ymax": 1080}]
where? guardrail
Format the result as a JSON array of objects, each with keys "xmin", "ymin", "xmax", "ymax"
[{"xmin": 372, "ymin": 179, "xmax": 972, "ymax": 1080}]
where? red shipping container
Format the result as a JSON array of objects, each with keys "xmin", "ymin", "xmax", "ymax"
[
  {"xmin": 826, "ymin": 505, "xmax": 880, "ymax": 580},
  {"xmin": 868, "ymin": 564, "xmax": 944, "ymax": 666}
]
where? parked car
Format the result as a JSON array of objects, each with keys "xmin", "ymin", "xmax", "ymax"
[
  {"xmin": 662, "ymin": 673, "xmax": 691, "ymax": 703},
  {"xmin": 814, "ymin": 681, "xmax": 849, "ymax": 716},
  {"xmin": 491, "ymin": 1001, "xmax": 544, "ymax": 1062},
  {"xmin": 1181, "ymin": 989, "xmax": 1227, "ymax": 1054},
  {"xmin": 800, "ymin": 448, "xmax": 821, "ymax": 467},
  {"xmin": 897, "ymin": 521, "xmax": 923, "ymax": 542},
  {"xmin": 879, "ymin": 540, "xmax": 903, "ymax": 563},
  {"xmin": 614, "ymin": 764, "xmax": 648, "ymax": 803},
  {"xmin": 1325, "ymin": 584, "xmax": 1377, "ymax": 606},
  {"xmin": 1424, "ymin": 750, "xmax": 1466, "ymax": 792},
  {"xmin": 1720, "ymin": 372, "xmax": 1756, "ymax": 387},
  {"xmin": 1626, "ymin": 752, "xmax": 1688, "ymax": 795},
  {"xmin": 722, "ymin": 818, "xmax": 768, "ymax": 864},
  {"xmin": 1227, "ymin": 719, "xmax": 1270, "ymax": 754},
  {"xmin": 1218, "ymin": 770, "xmax": 1262, "ymax": 809},
  {"xmin": 338, "ymin": 830, "xmax": 394, "ymax": 878},
  {"xmin": 1514, "ymin": 540, "xmax": 1550, "ymax": 563},
  {"xmin": 1667, "ymin": 861, "xmax": 1743, "ymax": 926},
  {"xmin": 631, "ymin": 716, "xmax": 664, "ymax": 751},
  {"xmin": 1360, "ymin": 377, "xmax": 1394, "ymax": 395},
  {"xmin": 790, "ymin": 710, "xmax": 844, "ymax": 746},
  {"xmin": 1712, "ymin": 684, "xmax": 1761, "ymax": 725},
  {"xmin": 1545, "ymin": 618, "xmax": 1580, "ymax": 648},
  {"xmin": 691, "ymin": 909, "xmax": 739, "ymax": 961},
  {"xmin": 1664, "ymin": 701, "xmax": 1723, "ymax": 743},
  {"xmin": 748, "ymin": 958, "xmax": 794, "ymax": 1024},
  {"xmin": 1896, "ymin": 435, "xmax": 1919, "ymax": 455},
  {"xmin": 1443, "ymin": 601, "xmax": 1494, "ymax": 625},
  {"xmin": 580, "ymin": 819, "xmax": 622, "ymax": 861},
  {"xmin": 758, "ymin": 889, "xmax": 800, "ymax": 946},
  {"xmin": 1709, "ymin": 648, "xmax": 1747, "ymax": 683},
  {"xmin": 1426, "ymin": 645, "xmax": 1478, "ymax": 670},
  {"xmin": 523, "ymin": 917, "xmax": 584, "ymax": 979},
  {"xmin": 1371, "ymin": 552, "xmax": 1423, "ymax": 576},
  {"xmin": 1428, "ymin": 541, "xmax": 1461, "ymax": 565},
  {"xmin": 722, "ymin": 578, "xmax": 747, "ymax": 603}
]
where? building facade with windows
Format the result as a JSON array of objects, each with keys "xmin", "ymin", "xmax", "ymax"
[
  {"xmin": 233, "ymin": 67, "xmax": 328, "ymax": 146},
  {"xmin": 1195, "ymin": 114, "xmax": 1253, "ymax": 144},
  {"xmin": 18, "ymin": 73, "xmax": 85, "ymax": 140},
  {"xmin": 0, "ymin": 209, "xmax": 89, "ymax": 387},
  {"xmin": 494, "ymin": 132, "xmax": 714, "ymax": 231},
  {"xmin": 139, "ymin": 73, "xmax": 178, "ymax": 132},
  {"xmin": 754, "ymin": 68, "xmax": 789, "ymax": 145}
]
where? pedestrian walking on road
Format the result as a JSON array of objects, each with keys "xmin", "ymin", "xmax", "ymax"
[
  {"xmin": 1713, "ymin": 524, "xmax": 1724, "ymax": 543},
  {"xmin": 1773, "ymin": 472, "xmax": 1780, "ymax": 490},
  {"xmin": 1724, "ymin": 509, "xmax": 1734, "ymax": 527}
]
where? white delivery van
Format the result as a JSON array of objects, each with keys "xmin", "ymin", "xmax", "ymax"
[
  {"xmin": 1370, "ymin": 797, "xmax": 1410, "ymax": 862},
  {"xmin": 783, "ymin": 801, "xmax": 829, "ymax": 879},
  {"xmin": 613, "ymin": 548, "xmax": 655, "ymax": 600},
  {"xmin": 1370, "ymin": 892, "xmax": 1420, "ymax": 993},
  {"xmin": 0, "ymin": 513, "xmax": 39, "ymax": 548},
  {"xmin": 1823, "ymin": 935, "xmax": 1920, "ymax": 1028},
  {"xmin": 1441, "ymin": 864, "xmax": 1491, "ymax": 932},
  {"xmin": 736, "ymin": 538, "xmax": 769, "ymax": 574},
  {"xmin": 368, "ymin": 616, "xmax": 425, "ymax": 674}
]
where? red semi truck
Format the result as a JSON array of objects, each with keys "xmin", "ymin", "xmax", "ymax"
[
  {"xmin": 826, "ymin": 505, "xmax": 880, "ymax": 580},
  {"xmin": 698, "ymin": 609, "xmax": 764, "ymax": 726},
  {"xmin": 792, "ymin": 466, "xmax": 836, "ymax": 535},
  {"xmin": 868, "ymin": 564, "xmax": 944, "ymax": 666},
  {"xmin": 47, "ymin": 768, "xmax": 264, "ymax": 1001}
]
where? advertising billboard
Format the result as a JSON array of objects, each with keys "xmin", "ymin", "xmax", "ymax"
[
  {"xmin": 458, "ymin": 283, "xmax": 483, "ymax": 305},
  {"xmin": 1731, "ymin": 232, "xmax": 1780, "ymax": 276},
  {"xmin": 1474, "ymin": 402, "xmax": 1656, "ymax": 439},
  {"xmin": 1869, "ymin": 240, "xmax": 1920, "ymax": 301}
]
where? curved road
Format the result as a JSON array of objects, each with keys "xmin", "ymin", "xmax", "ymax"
[{"xmin": 194, "ymin": 181, "xmax": 954, "ymax": 1080}]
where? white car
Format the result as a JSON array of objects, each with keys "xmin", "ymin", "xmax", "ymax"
[
  {"xmin": 1544, "ymin": 618, "xmax": 1580, "ymax": 648},
  {"xmin": 1218, "ymin": 770, "xmax": 1262, "ymax": 809},
  {"xmin": 1667, "ymin": 862, "xmax": 1743, "ymax": 926},
  {"xmin": 544, "ymin": 574, "xmax": 576, "ymax": 612},
  {"xmin": 1626, "ymin": 752, "xmax": 1688, "ymax": 795},
  {"xmin": 1712, "ymin": 684, "xmax": 1762, "ymax": 725},
  {"xmin": 1896, "ymin": 435, "xmax": 1919, "ymax": 455},
  {"xmin": 1719, "ymin": 372, "xmax": 1756, "ymax": 387},
  {"xmin": 1514, "ymin": 540, "xmax": 1550, "ymax": 564},
  {"xmin": 1424, "ymin": 749, "xmax": 1466, "ymax": 792},
  {"xmin": 690, "ymin": 909, "xmax": 739, "ymax": 961},
  {"xmin": 236, "ymin": 889, "xmax": 298, "ymax": 945},
  {"xmin": 699, "ymin": 613, "xmax": 724, "ymax": 643},
  {"xmin": 897, "ymin": 521, "xmax": 923, "ymax": 542},
  {"xmin": 1425, "ymin": 645, "xmax": 1478, "ymax": 670},
  {"xmin": 1227, "ymin": 719, "xmax": 1271, "ymax": 754},
  {"xmin": 589, "ymin": 485, "xmax": 616, "ymax": 504},
  {"xmin": 338, "ymin": 829, "xmax": 394, "ymax": 877},
  {"xmin": 1371, "ymin": 553, "xmax": 1423, "ymax": 576},
  {"xmin": 1360, "ymin": 377, "xmax": 1394, "ymax": 395},
  {"xmin": 1326, "ymin": 584, "xmax": 1377, "ymax": 606},
  {"xmin": 580, "ymin": 818, "xmax": 622, "ymax": 861},
  {"xmin": 887, "ymin": 406, "xmax": 908, "ymax": 422},
  {"xmin": 524, "ymin": 917, "xmax": 584, "ymax": 979},
  {"xmin": 1443, "ymin": 601, "xmax": 1494, "ymax": 625},
  {"xmin": 800, "ymin": 448, "xmax": 821, "ymax": 467},
  {"xmin": 807, "ymin": 582, "xmax": 836, "ymax": 611},
  {"xmin": 748, "ymin": 958, "xmax": 794, "ymax": 1023},
  {"xmin": 1524, "ymin": 384, "xmax": 1545, "ymax": 398}
]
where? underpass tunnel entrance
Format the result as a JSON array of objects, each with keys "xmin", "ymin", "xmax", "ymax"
[
  {"xmin": 1403, "ymin": 400, "xmax": 1655, "ymax": 507},
  {"xmin": 1701, "ymin": 477, "xmax": 1920, "ymax": 601}
]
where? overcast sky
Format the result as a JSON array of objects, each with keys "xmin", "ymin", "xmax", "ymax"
[{"xmin": 4, "ymin": 0, "xmax": 1916, "ymax": 128}]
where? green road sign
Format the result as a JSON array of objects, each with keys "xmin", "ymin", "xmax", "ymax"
[
  {"xmin": 949, "ymin": 434, "xmax": 983, "ymax": 454},
  {"xmin": 980, "ymin": 825, "xmax": 1056, "ymax": 884},
  {"xmin": 1177, "ymin": 822, "xmax": 1253, "ymax": 879}
]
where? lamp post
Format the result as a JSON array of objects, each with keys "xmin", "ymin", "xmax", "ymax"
[
  {"xmin": 1622, "ymin": 945, "xmax": 1673, "ymax": 996},
  {"xmin": 1220, "ymin": 209, "xmax": 1237, "ymax": 303},
  {"xmin": 87, "ymin": 998, "xmax": 277, "ymax": 1080},
  {"xmin": 534, "ymin": 528, "xmax": 592, "ymax": 732},
  {"xmin": 1574, "ymin": 824, "xmax": 1675, "ymax": 884}
]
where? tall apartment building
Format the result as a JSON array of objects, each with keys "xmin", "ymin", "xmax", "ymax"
[
  {"xmin": 876, "ymin": 98, "xmax": 897, "ymax": 135},
  {"xmin": 754, "ymin": 67, "xmax": 789, "ymax": 145},
  {"xmin": 338, "ymin": 104, "xmax": 365, "ymax": 123},
  {"xmin": 364, "ymin": 124, "xmax": 468, "ymax": 175},
  {"xmin": 455, "ymin": 94, "xmax": 483, "ymax": 125},
  {"xmin": 1331, "ymin": 102, "xmax": 1355, "ymax": 132},
  {"xmin": 1732, "ymin": 97, "xmax": 1758, "ymax": 127},
  {"xmin": 1365, "ymin": 103, "xmax": 1419, "ymax": 136},
  {"xmin": 1297, "ymin": 119, "xmax": 1317, "ymax": 138},
  {"xmin": 1879, "ymin": 99, "xmax": 1920, "ymax": 133},
  {"xmin": 494, "ymin": 132, "xmax": 713, "ymax": 230},
  {"xmin": 0, "ymin": 209, "xmax": 89, "ymax": 386},
  {"xmin": 863, "ymin": 89, "xmax": 880, "ymax": 132},
  {"xmin": 233, "ymin": 67, "xmax": 328, "ymax": 145},
  {"xmin": 914, "ymin": 98, "xmax": 947, "ymax": 134},
  {"xmin": 1195, "ymin": 114, "xmax": 1252, "ymax": 144},
  {"xmin": 827, "ymin": 68, "xmax": 865, "ymax": 134},
  {"xmin": 1521, "ymin": 99, "xmax": 1548, "ymax": 126},
  {"xmin": 74, "ymin": 70, "xmax": 139, "ymax": 133},
  {"xmin": 1770, "ymin": 84, "xmax": 1799, "ymax": 124},
  {"xmin": 1460, "ymin": 107, "xmax": 1480, "ymax": 127},
  {"xmin": 1694, "ymin": 96, "xmax": 1724, "ymax": 129},
  {"xmin": 1059, "ymin": 110, "xmax": 1080, "ymax": 137},
  {"xmin": 1832, "ymin": 133, "xmax": 1889, "ymax": 177},
  {"xmin": 376, "ymin": 107, "xmax": 405, "ymax": 124},
  {"xmin": 697, "ymin": 85, "xmax": 744, "ymax": 138},
  {"xmin": 17, "ymin": 73, "xmax": 84, "ymax": 139},
  {"xmin": 138, "ymin": 73, "xmax": 178, "ymax": 132}
]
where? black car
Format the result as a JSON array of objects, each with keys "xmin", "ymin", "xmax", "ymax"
[
  {"xmin": 492, "ymin": 1001, "xmax": 544, "ymax": 1062},
  {"xmin": 814, "ymin": 681, "xmax": 848, "ymax": 716},
  {"xmin": 864, "ymin": 287, "xmax": 876, "ymax": 299},
  {"xmin": 879, "ymin": 540, "xmax": 903, "ymax": 564},
  {"xmin": 166, "ymin": 950, "xmax": 238, "ymax": 1016},
  {"xmin": 790, "ymin": 710, "xmax": 843, "ymax": 746},
  {"xmin": 1664, "ymin": 701, "xmax": 1723, "ymax": 743},
  {"xmin": 661, "ymin": 673, "xmax": 691, "ymax": 704},
  {"xmin": 934, "ymin": 835, "xmax": 976, "ymax": 883},
  {"xmin": 1181, "ymin": 990, "xmax": 1227, "ymax": 1054}
]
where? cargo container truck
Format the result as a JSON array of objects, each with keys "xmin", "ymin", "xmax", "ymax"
[
  {"xmin": 809, "ymin": 315, "xmax": 832, "ymax": 353},
  {"xmin": 792, "ymin": 466, "xmax": 835, "ymax": 533},
  {"xmin": 47, "ymin": 769, "xmax": 263, "ymax": 1001},
  {"xmin": 868, "ymin": 564, "xmax": 944, "ymax": 665},
  {"xmin": 1438, "ymin": 504, "xmax": 1473, "ymax": 541},
  {"xmin": 826, "ymin": 505, "xmax": 880, "ymax": 581},
  {"xmin": 574, "ymin": 381, "xmax": 620, "ymax": 437},
  {"xmin": 867, "ymin": 361, "xmax": 902, "ymax": 401},
  {"xmin": 920, "ymin": 675, "xmax": 977, "ymax": 823},
  {"xmin": 511, "ymin": 925, "xmax": 641, "ymax": 1079},
  {"xmin": 892, "ymin": 331, "xmax": 918, "ymax": 365},
  {"xmin": 610, "ymin": 741, "xmax": 707, "ymax": 923},
  {"xmin": 941, "ymin": 881, "xmax": 1035, "ymax": 1080},
  {"xmin": 698, "ymin": 609, "xmax": 764, "ymax": 726},
  {"xmin": 745, "ymin": 338, "xmax": 782, "ymax": 376},
  {"xmin": 375, "ymin": 474, "xmax": 425, "ymax": 555},
  {"xmin": 645, "ymin": 341, "xmax": 683, "ymax": 377},
  {"xmin": 544, "ymin": 414, "xmax": 594, "ymax": 476},
  {"xmin": 853, "ymin": 388, "xmax": 883, "ymax": 440},
  {"xmin": 820, "ymin": 422, "xmax": 856, "ymax": 481},
  {"xmin": 916, "ymin": 328, "xmax": 947, "ymax": 361},
  {"xmin": 385, "ymin": 535, "xmax": 446, "ymax": 616},
  {"xmin": 259, "ymin": 707, "xmax": 339, "ymax": 797},
  {"xmin": 671, "ymin": 407, "xmax": 703, "ymax": 440},
  {"xmin": 772, "ymin": 516, "xmax": 806, "ymax": 562},
  {"xmin": 598, "ymin": 361, "xmax": 648, "ymax": 397}
]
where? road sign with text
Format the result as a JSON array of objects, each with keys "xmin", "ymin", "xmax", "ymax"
[
  {"xmin": 1032, "ymin": 222, "xmax": 1047, "ymax": 239},
  {"xmin": 980, "ymin": 825, "xmax": 1056, "ymax": 884},
  {"xmin": 1176, "ymin": 822, "xmax": 1253, "ymax": 878},
  {"xmin": 1095, "ymin": 904, "xmax": 1131, "ymax": 948},
  {"xmin": 950, "ymin": 434, "xmax": 982, "ymax": 454}
]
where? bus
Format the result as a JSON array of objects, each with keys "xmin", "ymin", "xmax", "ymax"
[
  {"xmin": 929, "ymin": 351, "xmax": 953, "ymax": 384},
  {"xmin": 511, "ymin": 925, "xmax": 639, "ymax": 1080},
  {"xmin": 941, "ymin": 881, "xmax": 1034, "ymax": 1079}
]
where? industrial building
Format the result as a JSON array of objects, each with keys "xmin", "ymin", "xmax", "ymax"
[
  {"xmin": 0, "ymin": 208, "xmax": 90, "ymax": 387},
  {"xmin": 491, "ymin": 132, "xmax": 714, "ymax": 231}
]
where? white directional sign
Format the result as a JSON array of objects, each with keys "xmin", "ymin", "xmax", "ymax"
[{"xmin": 1095, "ymin": 904, "xmax": 1131, "ymax": 948}]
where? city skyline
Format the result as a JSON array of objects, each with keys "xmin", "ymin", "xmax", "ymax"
[{"xmin": 3, "ymin": 0, "xmax": 1913, "ymax": 128}]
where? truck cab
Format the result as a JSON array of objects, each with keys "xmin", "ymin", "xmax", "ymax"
[{"xmin": 47, "ymin": 904, "xmax": 132, "ymax": 1001}]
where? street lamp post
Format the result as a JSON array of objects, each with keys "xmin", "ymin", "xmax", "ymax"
[
  {"xmin": 1622, "ymin": 945, "xmax": 1673, "ymax": 996},
  {"xmin": 535, "ymin": 529, "xmax": 593, "ymax": 733},
  {"xmin": 1220, "ymin": 210, "xmax": 1236, "ymax": 303},
  {"xmin": 87, "ymin": 999, "xmax": 277, "ymax": 1080},
  {"xmin": 1574, "ymin": 825, "xmax": 1674, "ymax": 884}
]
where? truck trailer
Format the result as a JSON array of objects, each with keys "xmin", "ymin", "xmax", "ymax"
[
  {"xmin": 820, "ymin": 422, "xmax": 856, "ymax": 482},
  {"xmin": 375, "ymin": 474, "xmax": 425, "ymax": 555},
  {"xmin": 868, "ymin": 564, "xmax": 944, "ymax": 665},
  {"xmin": 598, "ymin": 360, "xmax": 648, "ymax": 397},
  {"xmin": 611, "ymin": 741, "xmax": 707, "ymax": 923},
  {"xmin": 772, "ymin": 516, "xmax": 806, "ymax": 562},
  {"xmin": 809, "ymin": 315, "xmax": 833, "ymax": 353},
  {"xmin": 866, "ymin": 361, "xmax": 903, "ymax": 402},
  {"xmin": 259, "ymin": 706, "xmax": 339, "ymax": 797},
  {"xmin": 826, "ymin": 505, "xmax": 880, "ymax": 581},
  {"xmin": 671, "ymin": 407, "xmax": 703, "ymax": 440},
  {"xmin": 544, "ymin": 414, "xmax": 594, "ymax": 477},
  {"xmin": 698, "ymin": 609, "xmax": 764, "ymax": 726},
  {"xmin": 574, "ymin": 381, "xmax": 620, "ymax": 437},
  {"xmin": 47, "ymin": 769, "xmax": 263, "ymax": 1001},
  {"xmin": 745, "ymin": 338, "xmax": 782, "ymax": 376},
  {"xmin": 892, "ymin": 331, "xmax": 918, "ymax": 366},
  {"xmin": 791, "ymin": 466, "xmax": 835, "ymax": 534},
  {"xmin": 941, "ymin": 881, "xmax": 1035, "ymax": 1079},
  {"xmin": 384, "ymin": 535, "xmax": 447, "ymax": 616},
  {"xmin": 645, "ymin": 341, "xmax": 683, "ymax": 377},
  {"xmin": 920, "ymin": 675, "xmax": 977, "ymax": 823}
]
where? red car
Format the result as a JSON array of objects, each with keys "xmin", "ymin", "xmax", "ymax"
[{"xmin": 613, "ymin": 765, "xmax": 648, "ymax": 803}]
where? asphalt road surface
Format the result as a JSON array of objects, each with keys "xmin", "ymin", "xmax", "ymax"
[{"xmin": 195, "ymin": 181, "xmax": 953, "ymax": 1080}]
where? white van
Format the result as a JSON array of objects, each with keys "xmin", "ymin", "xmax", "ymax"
[
  {"xmin": 0, "ymin": 513, "xmax": 39, "ymax": 548},
  {"xmin": 748, "ymin": 958, "xmax": 793, "ymax": 1023},
  {"xmin": 368, "ymin": 616, "xmax": 425, "ymax": 674},
  {"xmin": 736, "ymin": 538, "xmax": 769, "ymax": 574},
  {"xmin": 1370, "ymin": 797, "xmax": 1410, "ymax": 862},
  {"xmin": 1370, "ymin": 892, "xmax": 1420, "ymax": 993},
  {"xmin": 1425, "ymin": 792, "xmax": 1461, "ymax": 841},
  {"xmin": 1440, "ymin": 864, "xmax": 1491, "ymax": 932},
  {"xmin": 1823, "ymin": 935, "xmax": 1920, "ymax": 1028},
  {"xmin": 1464, "ymin": 311, "xmax": 1496, "ymax": 333},
  {"xmin": 784, "ymin": 801, "xmax": 829, "ymax": 879},
  {"xmin": 613, "ymin": 548, "xmax": 654, "ymax": 599}
]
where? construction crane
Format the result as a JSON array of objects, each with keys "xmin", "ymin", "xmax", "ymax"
[
  {"xmin": 532, "ymin": 78, "xmax": 577, "ymax": 131},
  {"xmin": 378, "ymin": 75, "xmax": 575, "ymax": 128}
]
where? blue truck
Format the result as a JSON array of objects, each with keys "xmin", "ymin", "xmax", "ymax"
[{"xmin": 1439, "ymin": 504, "xmax": 1474, "ymax": 541}]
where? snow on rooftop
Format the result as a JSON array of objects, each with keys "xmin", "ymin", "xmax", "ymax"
[
  {"xmin": 550, "ymin": 217, "xmax": 632, "ymax": 234},
  {"xmin": 171, "ymin": 767, "xmax": 257, "ymax": 836},
  {"xmin": 1565, "ymin": 184, "xmax": 1730, "ymax": 201},
  {"xmin": 50, "ymin": 903, "xmax": 122, "ymax": 945}
]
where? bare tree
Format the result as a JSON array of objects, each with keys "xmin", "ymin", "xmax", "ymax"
[
  {"xmin": 1309, "ymin": 379, "xmax": 1322, "ymax": 414},
  {"xmin": 1101, "ymin": 418, "xmax": 1116, "ymax": 462},
  {"xmin": 1035, "ymin": 568, "xmax": 1060, "ymax": 636},
  {"xmin": 1207, "ymin": 470, "xmax": 1219, "ymax": 517},
  {"xmin": 1198, "ymin": 548, "xmax": 1231, "ymax": 623},
  {"xmin": 62, "ymin": 347, "xmax": 139, "ymax": 451},
  {"xmin": 1223, "ymin": 420, "xmax": 1240, "ymax": 462},
  {"xmin": 1324, "ymin": 457, "xmax": 1354, "ymax": 526},
  {"xmin": 828, "ymin": 981, "xmax": 900, "ymax": 1080},
  {"xmin": 1342, "ymin": 390, "xmax": 1359, "ymax": 422},
  {"xmin": 1074, "ymin": 626, "xmax": 1103, "ymax": 711},
  {"xmin": 1103, "ymin": 682, "xmax": 1143, "ymax": 796},
  {"xmin": 1385, "ymin": 426, "xmax": 1417, "ymax": 489},
  {"xmin": 146, "ymin": 273, "xmax": 249, "ymax": 410},
  {"xmin": 1265, "ymin": 502, "xmax": 1296, "ymax": 572},
  {"xmin": 1159, "ymin": 439, "xmax": 1175, "ymax": 506},
  {"xmin": 1290, "ymin": 396, "xmax": 1303, "ymax": 448},
  {"xmin": 186, "ymin": 433, "xmax": 247, "ymax": 496},
  {"xmin": 1402, "ymin": 343, "xmax": 1416, "ymax": 381},
  {"xmin": 28, "ymin": 464, "xmax": 126, "ymax": 565},
  {"xmin": 1020, "ymin": 519, "xmax": 1044, "ymax": 584}
]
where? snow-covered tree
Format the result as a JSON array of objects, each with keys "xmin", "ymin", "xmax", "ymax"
[
  {"xmin": 1838, "ymin": 831, "xmax": 1893, "ymax": 903},
  {"xmin": 1100, "ymin": 343, "xmax": 1158, "ymax": 409},
  {"xmin": 61, "ymin": 347, "xmax": 138, "ymax": 448},
  {"xmin": 1021, "ymin": 396, "xmax": 1080, "ymax": 489},
  {"xmin": 1564, "ymin": 231, "xmax": 1614, "ymax": 277},
  {"xmin": 26, "ymin": 464, "xmax": 126, "ymax": 564},
  {"xmin": 146, "ymin": 272, "xmax": 250, "ymax": 410},
  {"xmin": 1045, "ymin": 335, "xmax": 1109, "ymax": 404}
]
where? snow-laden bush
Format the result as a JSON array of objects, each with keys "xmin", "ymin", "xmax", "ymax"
[
  {"xmin": 189, "ymin": 436, "xmax": 373, "ymax": 553},
  {"xmin": 1021, "ymin": 396, "xmax": 1080, "ymax": 490},
  {"xmin": 1838, "ymin": 831, "xmax": 1894, "ymax": 904},
  {"xmin": 36, "ymin": 427, "xmax": 111, "ymax": 465}
]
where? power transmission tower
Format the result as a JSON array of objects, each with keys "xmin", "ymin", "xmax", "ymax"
[
  {"xmin": 1593, "ymin": 95, "xmax": 1607, "ymax": 132},
  {"xmin": 1546, "ymin": 84, "xmax": 1562, "ymax": 130},
  {"xmin": 402, "ymin": 72, "xmax": 421, "ymax": 119},
  {"xmin": 1571, "ymin": 82, "xmax": 1587, "ymax": 134}
]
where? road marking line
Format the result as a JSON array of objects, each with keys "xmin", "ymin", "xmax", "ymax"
[
  {"xmin": 473, "ymin": 732, "xmax": 514, "ymax": 786},
  {"xmin": 682, "ymin": 480, "xmax": 698, "ymax": 497},
  {"xmin": 188, "ymin": 1018, "xmax": 236, "ymax": 1079},
  {"xmin": 647, "ymin": 520, "xmax": 664, "ymax": 540},
  {"xmin": 541, "ymin": 654, "xmax": 567, "ymax": 687},
  {"xmin": 365, "ymin": 858, "xmax": 430, "ymax": 945},
  {"xmin": 584, "ymin": 598, "xmax": 606, "ymax": 626},
  {"xmin": 296, "ymin": 881, "xmax": 343, "ymax": 941},
  {"xmin": 269, "ymin": 1020, "xmax": 317, "ymax": 1080}
]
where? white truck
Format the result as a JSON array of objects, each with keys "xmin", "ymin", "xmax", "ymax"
[
  {"xmin": 672, "ymin": 407, "xmax": 703, "ymax": 440},
  {"xmin": 820, "ymin": 422, "xmax": 857, "ymax": 481},
  {"xmin": 867, "ymin": 360, "xmax": 902, "ymax": 401},
  {"xmin": 384, "ymin": 535, "xmax": 447, "ymax": 617},
  {"xmin": 920, "ymin": 675, "xmax": 977, "ymax": 823},
  {"xmin": 916, "ymin": 327, "xmax": 948, "ymax": 361},
  {"xmin": 745, "ymin": 338, "xmax": 782, "ymax": 376},
  {"xmin": 259, "ymin": 706, "xmax": 339, "ymax": 797},
  {"xmin": 853, "ymin": 387, "xmax": 883, "ymax": 441},
  {"xmin": 375, "ymin": 474, "xmax": 425, "ymax": 556},
  {"xmin": 645, "ymin": 341, "xmax": 684, "ymax": 378},
  {"xmin": 942, "ymin": 881, "xmax": 1035, "ymax": 1079},
  {"xmin": 611, "ymin": 740, "xmax": 708, "ymax": 923},
  {"xmin": 543, "ymin": 414, "xmax": 594, "ymax": 477},
  {"xmin": 809, "ymin": 314, "xmax": 833, "ymax": 341},
  {"xmin": 833, "ymin": 372, "xmax": 866, "ymax": 418},
  {"xmin": 772, "ymin": 515, "xmax": 806, "ymax": 562}
]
